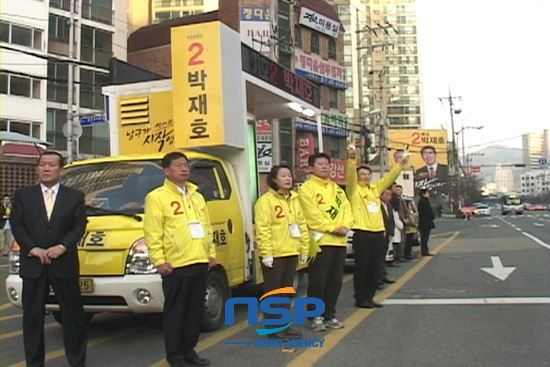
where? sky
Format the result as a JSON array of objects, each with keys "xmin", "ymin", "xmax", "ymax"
[{"xmin": 417, "ymin": 0, "xmax": 550, "ymax": 152}]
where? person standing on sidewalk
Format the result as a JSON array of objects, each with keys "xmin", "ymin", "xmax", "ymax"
[
  {"xmin": 254, "ymin": 165, "xmax": 309, "ymax": 340},
  {"xmin": 1, "ymin": 194, "xmax": 14, "ymax": 256},
  {"xmin": 417, "ymin": 189, "xmax": 435, "ymax": 256},
  {"xmin": 298, "ymin": 152, "xmax": 353, "ymax": 331},
  {"xmin": 144, "ymin": 152, "xmax": 216, "ymax": 367},
  {"xmin": 346, "ymin": 146, "xmax": 408, "ymax": 309}
]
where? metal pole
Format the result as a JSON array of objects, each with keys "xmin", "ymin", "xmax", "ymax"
[
  {"xmin": 448, "ymin": 86, "xmax": 458, "ymax": 212},
  {"xmin": 66, "ymin": 0, "xmax": 76, "ymax": 163},
  {"xmin": 356, "ymin": 8, "xmax": 364, "ymax": 132}
]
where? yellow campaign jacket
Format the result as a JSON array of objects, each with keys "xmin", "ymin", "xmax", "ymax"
[
  {"xmin": 346, "ymin": 157, "xmax": 403, "ymax": 232},
  {"xmin": 254, "ymin": 189, "xmax": 309, "ymax": 258},
  {"xmin": 144, "ymin": 179, "xmax": 215, "ymax": 268},
  {"xmin": 298, "ymin": 175, "xmax": 353, "ymax": 247}
]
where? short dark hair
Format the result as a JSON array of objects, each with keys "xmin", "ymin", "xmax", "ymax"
[
  {"xmin": 394, "ymin": 184, "xmax": 403, "ymax": 189},
  {"xmin": 356, "ymin": 165, "xmax": 371, "ymax": 174},
  {"xmin": 38, "ymin": 151, "xmax": 64, "ymax": 167},
  {"xmin": 2, "ymin": 194, "xmax": 10, "ymax": 199},
  {"xmin": 393, "ymin": 149, "xmax": 404, "ymax": 156},
  {"xmin": 162, "ymin": 152, "xmax": 189, "ymax": 168},
  {"xmin": 308, "ymin": 152, "xmax": 331, "ymax": 167},
  {"xmin": 266, "ymin": 165, "xmax": 294, "ymax": 191},
  {"xmin": 419, "ymin": 189, "xmax": 429, "ymax": 197},
  {"xmin": 421, "ymin": 146, "xmax": 437, "ymax": 155}
]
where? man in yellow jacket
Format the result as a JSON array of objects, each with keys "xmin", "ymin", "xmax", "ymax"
[
  {"xmin": 346, "ymin": 146, "xmax": 408, "ymax": 308},
  {"xmin": 144, "ymin": 152, "xmax": 216, "ymax": 367},
  {"xmin": 298, "ymin": 152, "xmax": 353, "ymax": 331}
]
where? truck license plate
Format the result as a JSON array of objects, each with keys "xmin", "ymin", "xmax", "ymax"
[{"xmin": 79, "ymin": 278, "xmax": 93, "ymax": 293}]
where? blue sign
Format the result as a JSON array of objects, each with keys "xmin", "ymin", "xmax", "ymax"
[
  {"xmin": 80, "ymin": 115, "xmax": 106, "ymax": 127},
  {"xmin": 295, "ymin": 121, "xmax": 347, "ymax": 137},
  {"xmin": 295, "ymin": 69, "xmax": 348, "ymax": 90},
  {"xmin": 539, "ymin": 157, "xmax": 547, "ymax": 165}
]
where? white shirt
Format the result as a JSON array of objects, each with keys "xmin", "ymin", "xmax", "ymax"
[
  {"xmin": 41, "ymin": 182, "xmax": 61, "ymax": 209},
  {"xmin": 427, "ymin": 163, "xmax": 438, "ymax": 177}
]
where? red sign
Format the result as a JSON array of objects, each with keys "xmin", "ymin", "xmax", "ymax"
[
  {"xmin": 296, "ymin": 135, "xmax": 314, "ymax": 175},
  {"xmin": 329, "ymin": 159, "xmax": 346, "ymax": 185},
  {"xmin": 256, "ymin": 120, "xmax": 271, "ymax": 135},
  {"xmin": 470, "ymin": 166, "xmax": 481, "ymax": 173}
]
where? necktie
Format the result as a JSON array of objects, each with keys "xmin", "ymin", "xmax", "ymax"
[
  {"xmin": 46, "ymin": 188, "xmax": 55, "ymax": 219},
  {"xmin": 429, "ymin": 167, "xmax": 435, "ymax": 178}
]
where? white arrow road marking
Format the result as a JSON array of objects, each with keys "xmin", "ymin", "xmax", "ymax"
[
  {"xmin": 522, "ymin": 232, "xmax": 550, "ymax": 250},
  {"xmin": 533, "ymin": 222, "xmax": 544, "ymax": 227},
  {"xmin": 481, "ymin": 256, "xmax": 516, "ymax": 281},
  {"xmin": 383, "ymin": 297, "xmax": 550, "ymax": 305},
  {"xmin": 480, "ymin": 224, "xmax": 500, "ymax": 228}
]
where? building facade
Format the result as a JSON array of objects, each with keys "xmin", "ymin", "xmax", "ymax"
[
  {"xmin": 494, "ymin": 163, "xmax": 514, "ymax": 193},
  {"xmin": 1, "ymin": 0, "xmax": 128, "ymax": 160},
  {"xmin": 522, "ymin": 129, "xmax": 549, "ymax": 171},
  {"xmin": 520, "ymin": 170, "xmax": 550, "ymax": 201}
]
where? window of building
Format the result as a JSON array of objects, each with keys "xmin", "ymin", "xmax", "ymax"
[
  {"xmin": 1, "ymin": 22, "xmax": 43, "ymax": 50},
  {"xmin": 82, "ymin": 0, "xmax": 113, "ymax": 25},
  {"xmin": 0, "ymin": 73, "xmax": 41, "ymax": 99},
  {"xmin": 311, "ymin": 33, "xmax": 320, "ymax": 54},
  {"xmin": 81, "ymin": 25, "xmax": 113, "ymax": 68},
  {"xmin": 80, "ymin": 69, "xmax": 109, "ymax": 109},
  {"xmin": 294, "ymin": 25, "xmax": 302, "ymax": 48},
  {"xmin": 1, "ymin": 119, "xmax": 41, "ymax": 138},
  {"xmin": 49, "ymin": 15, "xmax": 70, "ymax": 42},
  {"xmin": 328, "ymin": 39, "xmax": 337, "ymax": 60},
  {"xmin": 47, "ymin": 62, "xmax": 69, "ymax": 103},
  {"xmin": 329, "ymin": 137, "xmax": 341, "ymax": 159},
  {"xmin": 279, "ymin": 118, "xmax": 293, "ymax": 167},
  {"xmin": 278, "ymin": 0, "xmax": 292, "ymax": 68},
  {"xmin": 329, "ymin": 88, "xmax": 338, "ymax": 109},
  {"xmin": 47, "ymin": 108, "xmax": 68, "ymax": 150}
]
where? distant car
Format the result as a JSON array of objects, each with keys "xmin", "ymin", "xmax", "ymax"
[
  {"xmin": 474, "ymin": 205, "xmax": 491, "ymax": 216},
  {"xmin": 346, "ymin": 231, "xmax": 394, "ymax": 266}
]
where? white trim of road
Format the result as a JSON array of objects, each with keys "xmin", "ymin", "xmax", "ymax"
[
  {"xmin": 521, "ymin": 232, "xmax": 550, "ymax": 250},
  {"xmin": 384, "ymin": 297, "xmax": 550, "ymax": 305}
]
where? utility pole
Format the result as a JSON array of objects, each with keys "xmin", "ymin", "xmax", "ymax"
[
  {"xmin": 438, "ymin": 86, "xmax": 462, "ymax": 212},
  {"xmin": 66, "ymin": 0, "xmax": 76, "ymax": 163}
]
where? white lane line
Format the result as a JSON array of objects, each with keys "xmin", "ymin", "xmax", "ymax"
[
  {"xmin": 522, "ymin": 232, "xmax": 550, "ymax": 250},
  {"xmin": 384, "ymin": 297, "xmax": 550, "ymax": 305},
  {"xmin": 533, "ymin": 223, "xmax": 544, "ymax": 227}
]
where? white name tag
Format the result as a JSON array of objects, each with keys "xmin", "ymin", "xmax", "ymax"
[
  {"xmin": 367, "ymin": 202, "xmax": 379, "ymax": 213},
  {"xmin": 289, "ymin": 223, "xmax": 301, "ymax": 238},
  {"xmin": 188, "ymin": 222, "xmax": 205, "ymax": 239}
]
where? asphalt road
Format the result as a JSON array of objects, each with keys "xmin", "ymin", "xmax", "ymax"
[{"xmin": 2, "ymin": 212, "xmax": 550, "ymax": 366}]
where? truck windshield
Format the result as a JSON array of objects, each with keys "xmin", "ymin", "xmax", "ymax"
[{"xmin": 62, "ymin": 160, "xmax": 165, "ymax": 214}]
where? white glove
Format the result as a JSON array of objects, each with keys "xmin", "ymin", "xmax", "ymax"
[
  {"xmin": 300, "ymin": 255, "xmax": 308, "ymax": 264},
  {"xmin": 262, "ymin": 257, "xmax": 274, "ymax": 268}
]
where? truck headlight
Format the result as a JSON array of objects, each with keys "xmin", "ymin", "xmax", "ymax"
[
  {"xmin": 8, "ymin": 242, "xmax": 20, "ymax": 275},
  {"xmin": 125, "ymin": 238, "xmax": 157, "ymax": 274}
]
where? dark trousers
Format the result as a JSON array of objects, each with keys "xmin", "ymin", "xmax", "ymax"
[
  {"xmin": 352, "ymin": 231, "xmax": 386, "ymax": 302},
  {"xmin": 404, "ymin": 232, "xmax": 415, "ymax": 258},
  {"xmin": 307, "ymin": 246, "xmax": 346, "ymax": 320},
  {"xmin": 419, "ymin": 228, "xmax": 432, "ymax": 255},
  {"xmin": 162, "ymin": 264, "xmax": 208, "ymax": 365},
  {"xmin": 23, "ymin": 268, "xmax": 87, "ymax": 367},
  {"xmin": 261, "ymin": 255, "xmax": 298, "ymax": 326}
]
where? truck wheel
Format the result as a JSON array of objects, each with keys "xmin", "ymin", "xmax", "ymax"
[
  {"xmin": 201, "ymin": 270, "xmax": 229, "ymax": 332},
  {"xmin": 51, "ymin": 311, "xmax": 95, "ymax": 325}
]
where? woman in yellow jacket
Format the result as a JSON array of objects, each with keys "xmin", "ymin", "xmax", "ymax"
[
  {"xmin": 346, "ymin": 146, "xmax": 408, "ymax": 309},
  {"xmin": 254, "ymin": 165, "xmax": 309, "ymax": 340}
]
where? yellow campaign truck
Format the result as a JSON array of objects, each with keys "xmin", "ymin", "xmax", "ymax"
[{"xmin": 5, "ymin": 20, "xmax": 320, "ymax": 331}]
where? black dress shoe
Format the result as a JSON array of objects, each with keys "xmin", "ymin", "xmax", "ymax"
[
  {"xmin": 382, "ymin": 277, "xmax": 396, "ymax": 284},
  {"xmin": 184, "ymin": 354, "xmax": 210, "ymax": 367},
  {"xmin": 270, "ymin": 331, "xmax": 289, "ymax": 341},
  {"xmin": 404, "ymin": 256, "xmax": 413, "ymax": 260},
  {"xmin": 355, "ymin": 300, "xmax": 375, "ymax": 308},
  {"xmin": 368, "ymin": 299, "xmax": 383, "ymax": 308},
  {"xmin": 386, "ymin": 262, "xmax": 401, "ymax": 267},
  {"xmin": 422, "ymin": 253, "xmax": 434, "ymax": 256},
  {"xmin": 284, "ymin": 327, "xmax": 303, "ymax": 338}
]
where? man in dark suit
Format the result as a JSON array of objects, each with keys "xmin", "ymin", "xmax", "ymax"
[
  {"xmin": 11, "ymin": 151, "xmax": 88, "ymax": 367},
  {"xmin": 417, "ymin": 189, "xmax": 435, "ymax": 256},
  {"xmin": 414, "ymin": 145, "xmax": 449, "ymax": 195}
]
